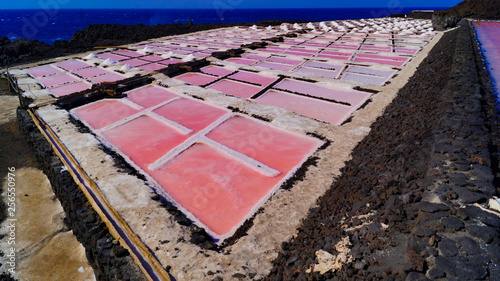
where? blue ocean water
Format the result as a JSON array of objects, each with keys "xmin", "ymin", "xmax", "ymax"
[{"xmin": 0, "ymin": 8, "xmax": 444, "ymax": 45}]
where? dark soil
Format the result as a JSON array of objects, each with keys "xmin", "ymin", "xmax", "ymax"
[
  {"xmin": 264, "ymin": 20, "xmax": 499, "ymax": 281},
  {"xmin": 0, "ymin": 20, "xmax": 304, "ymax": 67}
]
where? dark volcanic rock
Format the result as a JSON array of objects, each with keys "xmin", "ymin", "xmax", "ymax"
[
  {"xmin": 435, "ymin": 256, "xmax": 487, "ymax": 279},
  {"xmin": 432, "ymin": 0, "xmax": 500, "ymax": 30},
  {"xmin": 0, "ymin": 20, "xmax": 303, "ymax": 67}
]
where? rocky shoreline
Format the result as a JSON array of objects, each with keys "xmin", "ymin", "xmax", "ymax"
[
  {"xmin": 265, "ymin": 20, "xmax": 499, "ymax": 281},
  {"xmin": 0, "ymin": 20, "xmax": 302, "ymax": 67}
]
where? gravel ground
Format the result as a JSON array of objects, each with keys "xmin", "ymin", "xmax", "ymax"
[{"xmin": 264, "ymin": 21, "xmax": 499, "ymax": 281}]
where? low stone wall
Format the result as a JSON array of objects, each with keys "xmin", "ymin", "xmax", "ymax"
[{"xmin": 16, "ymin": 108, "xmax": 147, "ymax": 281}]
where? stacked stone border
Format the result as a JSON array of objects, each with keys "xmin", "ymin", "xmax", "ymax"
[{"xmin": 16, "ymin": 108, "xmax": 147, "ymax": 281}]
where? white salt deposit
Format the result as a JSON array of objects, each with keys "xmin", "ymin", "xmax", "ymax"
[
  {"xmin": 182, "ymin": 54, "xmax": 195, "ymax": 62},
  {"xmin": 84, "ymin": 53, "xmax": 99, "ymax": 60},
  {"xmin": 161, "ymin": 51, "xmax": 174, "ymax": 58},
  {"xmin": 120, "ymin": 64, "xmax": 134, "ymax": 72},
  {"xmin": 102, "ymin": 58, "xmax": 117, "ymax": 66}
]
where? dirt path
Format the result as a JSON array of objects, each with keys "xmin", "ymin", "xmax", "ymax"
[{"xmin": 0, "ymin": 78, "xmax": 95, "ymax": 280}]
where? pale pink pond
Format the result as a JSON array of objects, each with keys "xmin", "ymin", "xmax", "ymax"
[
  {"xmin": 346, "ymin": 66, "xmax": 396, "ymax": 77},
  {"xmin": 97, "ymin": 53, "xmax": 129, "ymax": 62},
  {"xmin": 303, "ymin": 61, "xmax": 343, "ymax": 70},
  {"xmin": 141, "ymin": 55, "xmax": 167, "ymax": 62},
  {"xmin": 26, "ymin": 64, "xmax": 63, "ymax": 77},
  {"xmin": 328, "ymin": 43, "xmax": 360, "ymax": 50},
  {"xmin": 124, "ymin": 85, "xmax": 180, "ymax": 108},
  {"xmin": 228, "ymin": 71, "xmax": 277, "ymax": 86},
  {"xmin": 88, "ymin": 73, "xmax": 126, "ymax": 84},
  {"xmin": 342, "ymin": 73, "xmax": 388, "ymax": 86},
  {"xmin": 207, "ymin": 79, "xmax": 262, "ymax": 99},
  {"xmin": 254, "ymin": 62, "xmax": 294, "ymax": 71},
  {"xmin": 149, "ymin": 116, "xmax": 319, "ymax": 236},
  {"xmin": 72, "ymin": 67, "xmax": 110, "ymax": 78},
  {"xmin": 241, "ymin": 54, "xmax": 268, "ymax": 61},
  {"xmin": 274, "ymin": 79, "xmax": 370, "ymax": 106},
  {"xmin": 395, "ymin": 47, "xmax": 419, "ymax": 54},
  {"xmin": 72, "ymin": 99, "xmax": 141, "ymax": 130},
  {"xmin": 159, "ymin": 59, "xmax": 183, "ymax": 66},
  {"xmin": 37, "ymin": 73, "xmax": 79, "ymax": 88},
  {"xmin": 148, "ymin": 143, "xmax": 283, "ymax": 236},
  {"xmin": 282, "ymin": 50, "xmax": 317, "ymax": 57},
  {"xmin": 360, "ymin": 45, "xmax": 392, "ymax": 52},
  {"xmin": 265, "ymin": 56, "xmax": 303, "ymax": 66},
  {"xmin": 256, "ymin": 90, "xmax": 356, "ymax": 125},
  {"xmin": 138, "ymin": 63, "xmax": 166, "ymax": 72},
  {"xmin": 293, "ymin": 67, "xmax": 342, "ymax": 79},
  {"xmin": 112, "ymin": 50, "xmax": 143, "ymax": 58},
  {"xmin": 56, "ymin": 60, "xmax": 91, "ymax": 71},
  {"xmin": 49, "ymin": 81, "xmax": 92, "ymax": 97},
  {"xmin": 174, "ymin": 73, "xmax": 219, "ymax": 86},
  {"xmin": 102, "ymin": 115, "xmax": 189, "ymax": 169},
  {"xmin": 121, "ymin": 59, "xmax": 149, "ymax": 67},
  {"xmin": 225, "ymin": 58, "xmax": 257, "ymax": 65},
  {"xmin": 200, "ymin": 65, "xmax": 234, "ymax": 77},
  {"xmin": 153, "ymin": 98, "xmax": 228, "ymax": 132},
  {"xmin": 207, "ymin": 115, "xmax": 320, "ymax": 173},
  {"xmin": 354, "ymin": 53, "xmax": 410, "ymax": 66}
]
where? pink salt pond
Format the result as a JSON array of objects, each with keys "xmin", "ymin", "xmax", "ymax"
[
  {"xmin": 150, "ymin": 116, "xmax": 320, "ymax": 237},
  {"xmin": 153, "ymin": 98, "xmax": 228, "ymax": 132},
  {"xmin": 265, "ymin": 56, "xmax": 303, "ymax": 66},
  {"xmin": 102, "ymin": 115, "xmax": 189, "ymax": 169},
  {"xmin": 138, "ymin": 63, "xmax": 166, "ymax": 72},
  {"xmin": 37, "ymin": 73, "xmax": 79, "ymax": 88},
  {"xmin": 49, "ymin": 81, "xmax": 92, "ymax": 97},
  {"xmin": 293, "ymin": 67, "xmax": 342, "ymax": 79},
  {"xmin": 174, "ymin": 72, "xmax": 219, "ymax": 86},
  {"xmin": 200, "ymin": 65, "xmax": 234, "ymax": 77},
  {"xmin": 88, "ymin": 73, "xmax": 126, "ymax": 84},
  {"xmin": 256, "ymin": 90, "xmax": 356, "ymax": 125},
  {"xmin": 98, "ymin": 53, "xmax": 129, "ymax": 62},
  {"xmin": 207, "ymin": 79, "xmax": 262, "ymax": 99},
  {"xmin": 254, "ymin": 62, "xmax": 294, "ymax": 72},
  {"xmin": 274, "ymin": 79, "xmax": 370, "ymax": 107},
  {"xmin": 72, "ymin": 99, "xmax": 141, "ymax": 130},
  {"xmin": 72, "ymin": 67, "xmax": 110, "ymax": 78},
  {"xmin": 112, "ymin": 50, "xmax": 143, "ymax": 58},
  {"xmin": 26, "ymin": 64, "xmax": 63, "ymax": 77},
  {"xmin": 353, "ymin": 53, "xmax": 409, "ymax": 67},
  {"xmin": 121, "ymin": 59, "xmax": 149, "ymax": 67},
  {"xmin": 124, "ymin": 85, "xmax": 180, "ymax": 108},
  {"xmin": 228, "ymin": 71, "xmax": 277, "ymax": 86},
  {"xmin": 55, "ymin": 60, "xmax": 91, "ymax": 71}
]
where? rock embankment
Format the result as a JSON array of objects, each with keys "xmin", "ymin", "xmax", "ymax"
[{"xmin": 432, "ymin": 0, "xmax": 500, "ymax": 30}]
